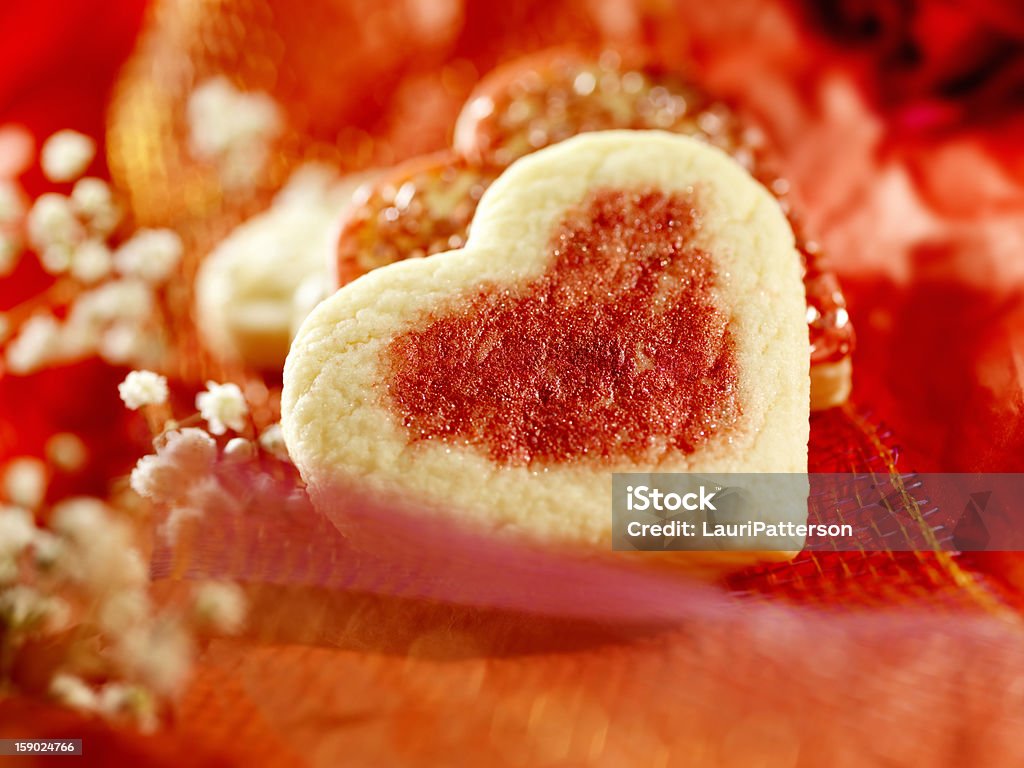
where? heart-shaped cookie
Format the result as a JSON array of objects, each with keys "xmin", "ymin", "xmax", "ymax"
[
  {"xmin": 195, "ymin": 166, "xmax": 369, "ymax": 368},
  {"xmin": 283, "ymin": 131, "xmax": 808, "ymax": 558}
]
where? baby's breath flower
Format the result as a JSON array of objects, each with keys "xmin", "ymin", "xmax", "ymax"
[
  {"xmin": 26, "ymin": 193, "xmax": 82, "ymax": 253},
  {"xmin": 0, "ymin": 584, "xmax": 38, "ymax": 627},
  {"xmin": 45, "ymin": 432, "xmax": 88, "ymax": 472},
  {"xmin": 59, "ymin": 311, "xmax": 101, "ymax": 359},
  {"xmin": 2, "ymin": 457, "xmax": 48, "ymax": 509},
  {"xmin": 187, "ymin": 77, "xmax": 283, "ymax": 160},
  {"xmin": 183, "ymin": 476, "xmax": 238, "ymax": 513},
  {"xmin": 0, "ymin": 446, "xmax": 210, "ymax": 734},
  {"xmin": 50, "ymin": 497, "xmax": 107, "ymax": 541},
  {"xmin": 99, "ymin": 322, "xmax": 147, "ymax": 365},
  {"xmin": 98, "ymin": 588, "xmax": 150, "ymax": 635},
  {"xmin": 50, "ymin": 674, "xmax": 99, "ymax": 713},
  {"xmin": 64, "ymin": 280, "xmax": 157, "ymax": 363},
  {"xmin": 118, "ymin": 370, "xmax": 169, "ymax": 410},
  {"xmin": 0, "ymin": 506, "xmax": 35, "ymax": 580},
  {"xmin": 113, "ymin": 229, "xmax": 183, "ymax": 285},
  {"xmin": 31, "ymin": 529, "xmax": 63, "ymax": 571},
  {"xmin": 196, "ymin": 381, "xmax": 249, "ymax": 435},
  {"xmin": 97, "ymin": 682, "xmax": 130, "ymax": 716},
  {"xmin": 74, "ymin": 279, "xmax": 154, "ymax": 324},
  {"xmin": 109, "ymin": 280, "xmax": 156, "ymax": 318},
  {"xmin": 69, "ymin": 239, "xmax": 113, "ymax": 284},
  {"xmin": 161, "ymin": 428, "xmax": 217, "ymax": 472},
  {"xmin": 51, "ymin": 498, "xmax": 147, "ymax": 592},
  {"xmin": 258, "ymin": 423, "xmax": 289, "ymax": 461},
  {"xmin": 39, "ymin": 243, "xmax": 73, "ymax": 275},
  {"xmin": 192, "ymin": 581, "xmax": 246, "ymax": 635},
  {"xmin": 129, "ymin": 455, "xmax": 173, "ymax": 501},
  {"xmin": 222, "ymin": 437, "xmax": 255, "ymax": 462},
  {"xmin": 97, "ymin": 683, "xmax": 157, "ymax": 732},
  {"xmin": 4, "ymin": 313, "xmax": 62, "ymax": 375},
  {"xmin": 117, "ymin": 619, "xmax": 193, "ymax": 697},
  {"xmin": 0, "ymin": 584, "xmax": 63, "ymax": 631},
  {"xmin": 40, "ymin": 130, "xmax": 95, "ymax": 183},
  {"xmin": 130, "ymin": 428, "xmax": 217, "ymax": 503},
  {"xmin": 187, "ymin": 77, "xmax": 283, "ymax": 188},
  {"xmin": 0, "ymin": 505, "xmax": 36, "ymax": 559},
  {"xmin": 71, "ymin": 177, "xmax": 120, "ymax": 236}
]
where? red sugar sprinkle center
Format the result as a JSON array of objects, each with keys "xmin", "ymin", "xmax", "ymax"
[{"xmin": 386, "ymin": 187, "xmax": 740, "ymax": 466}]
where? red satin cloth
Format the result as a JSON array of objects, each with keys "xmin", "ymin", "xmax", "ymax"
[{"xmin": 2, "ymin": 1, "xmax": 1024, "ymax": 766}]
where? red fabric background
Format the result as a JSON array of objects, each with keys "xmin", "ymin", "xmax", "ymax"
[{"xmin": 2, "ymin": 1, "xmax": 1024, "ymax": 765}]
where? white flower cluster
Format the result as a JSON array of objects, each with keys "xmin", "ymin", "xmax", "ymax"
[
  {"xmin": 22, "ymin": 131, "xmax": 115, "ymax": 280},
  {"xmin": 258, "ymin": 422, "xmax": 289, "ymax": 460},
  {"xmin": 127, "ymin": 386, "xmax": 296, "ymax": 555},
  {"xmin": 0, "ymin": 582, "xmax": 70, "ymax": 637},
  {"xmin": 113, "ymin": 229, "xmax": 183, "ymax": 284},
  {"xmin": 0, "ymin": 496, "xmax": 168, "ymax": 729},
  {"xmin": 118, "ymin": 369, "xmax": 169, "ymax": 410},
  {"xmin": 4, "ymin": 271, "xmax": 171, "ymax": 375},
  {"xmin": 0, "ymin": 124, "xmax": 258, "ymax": 731},
  {"xmin": 187, "ymin": 77, "xmax": 284, "ymax": 189},
  {"xmin": 40, "ymin": 130, "xmax": 96, "ymax": 183},
  {"xmin": 4, "ymin": 238, "xmax": 182, "ymax": 375},
  {"xmin": 45, "ymin": 432, "xmax": 88, "ymax": 472},
  {"xmin": 2, "ymin": 457, "xmax": 48, "ymax": 509},
  {"xmin": 128, "ymin": 421, "xmax": 252, "ymax": 547},
  {"xmin": 195, "ymin": 380, "xmax": 249, "ymax": 435},
  {"xmin": 0, "ymin": 128, "xmax": 183, "ymax": 376},
  {"xmin": 4, "ymin": 314, "xmax": 62, "ymax": 376},
  {"xmin": 24, "ymin": 187, "xmax": 183, "ymax": 286},
  {"xmin": 130, "ymin": 428, "xmax": 218, "ymax": 503},
  {"xmin": 0, "ymin": 469, "xmax": 247, "ymax": 731},
  {"xmin": 191, "ymin": 581, "xmax": 246, "ymax": 635},
  {"xmin": 50, "ymin": 674, "xmax": 159, "ymax": 732}
]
